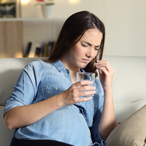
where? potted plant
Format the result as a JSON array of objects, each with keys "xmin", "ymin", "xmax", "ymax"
[
  {"xmin": 35, "ymin": 0, "xmax": 55, "ymax": 18},
  {"xmin": 36, "ymin": 0, "xmax": 54, "ymax": 5}
]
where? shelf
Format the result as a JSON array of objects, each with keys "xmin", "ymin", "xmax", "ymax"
[
  {"xmin": 0, "ymin": 17, "xmax": 64, "ymax": 58},
  {"xmin": 0, "ymin": 17, "xmax": 65, "ymax": 22}
]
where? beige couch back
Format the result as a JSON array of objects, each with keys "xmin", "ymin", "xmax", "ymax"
[
  {"xmin": 0, "ymin": 56, "xmax": 146, "ymax": 146},
  {"xmin": 103, "ymin": 56, "xmax": 146, "ymax": 123}
]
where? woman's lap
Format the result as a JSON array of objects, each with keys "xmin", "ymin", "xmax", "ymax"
[{"xmin": 11, "ymin": 137, "xmax": 73, "ymax": 146}]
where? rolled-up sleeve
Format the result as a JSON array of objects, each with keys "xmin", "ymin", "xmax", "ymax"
[{"xmin": 3, "ymin": 61, "xmax": 44, "ymax": 117}]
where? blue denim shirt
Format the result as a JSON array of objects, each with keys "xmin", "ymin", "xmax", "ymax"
[{"xmin": 4, "ymin": 60, "xmax": 105, "ymax": 146}]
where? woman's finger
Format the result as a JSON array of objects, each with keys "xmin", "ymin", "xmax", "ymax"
[
  {"xmin": 71, "ymin": 85, "xmax": 95, "ymax": 97},
  {"xmin": 79, "ymin": 90, "xmax": 95, "ymax": 97},
  {"xmin": 96, "ymin": 66, "xmax": 108, "ymax": 75},
  {"xmin": 77, "ymin": 96, "xmax": 93, "ymax": 103},
  {"xmin": 78, "ymin": 85, "xmax": 95, "ymax": 92},
  {"xmin": 95, "ymin": 61, "xmax": 113, "ymax": 73},
  {"xmin": 95, "ymin": 60, "xmax": 111, "ymax": 66},
  {"xmin": 76, "ymin": 80, "xmax": 93, "ymax": 86}
]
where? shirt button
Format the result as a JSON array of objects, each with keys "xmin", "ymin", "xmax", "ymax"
[{"xmin": 55, "ymin": 88, "xmax": 58, "ymax": 90}]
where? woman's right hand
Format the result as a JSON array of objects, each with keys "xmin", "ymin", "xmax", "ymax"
[{"xmin": 60, "ymin": 81, "xmax": 95, "ymax": 106}]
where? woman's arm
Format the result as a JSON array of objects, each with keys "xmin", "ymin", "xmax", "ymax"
[
  {"xmin": 95, "ymin": 60, "xmax": 117, "ymax": 140},
  {"xmin": 5, "ymin": 80, "xmax": 95, "ymax": 129},
  {"xmin": 5, "ymin": 93, "xmax": 64, "ymax": 129}
]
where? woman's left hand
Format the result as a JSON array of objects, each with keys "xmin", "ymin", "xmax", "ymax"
[{"xmin": 95, "ymin": 60, "xmax": 114, "ymax": 92}]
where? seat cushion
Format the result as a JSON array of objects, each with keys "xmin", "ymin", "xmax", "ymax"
[{"xmin": 105, "ymin": 105, "xmax": 146, "ymax": 146}]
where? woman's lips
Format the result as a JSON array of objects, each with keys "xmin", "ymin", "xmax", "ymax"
[{"xmin": 82, "ymin": 59, "xmax": 90, "ymax": 63}]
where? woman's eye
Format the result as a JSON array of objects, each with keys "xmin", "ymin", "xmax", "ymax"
[
  {"xmin": 81, "ymin": 43, "xmax": 87, "ymax": 47},
  {"xmin": 95, "ymin": 48, "xmax": 99, "ymax": 51}
]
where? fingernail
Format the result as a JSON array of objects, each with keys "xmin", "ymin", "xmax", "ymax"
[{"xmin": 88, "ymin": 96, "xmax": 93, "ymax": 99}]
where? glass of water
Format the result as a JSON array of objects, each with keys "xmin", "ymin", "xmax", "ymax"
[{"xmin": 76, "ymin": 72, "xmax": 95, "ymax": 97}]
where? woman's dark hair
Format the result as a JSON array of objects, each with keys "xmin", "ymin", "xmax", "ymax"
[{"xmin": 47, "ymin": 11, "xmax": 105, "ymax": 77}]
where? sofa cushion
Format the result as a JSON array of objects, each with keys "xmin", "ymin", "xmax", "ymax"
[
  {"xmin": 0, "ymin": 106, "xmax": 14, "ymax": 146},
  {"xmin": 105, "ymin": 105, "xmax": 146, "ymax": 146}
]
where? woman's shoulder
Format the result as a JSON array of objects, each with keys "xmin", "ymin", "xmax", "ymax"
[
  {"xmin": 27, "ymin": 59, "xmax": 45, "ymax": 66},
  {"xmin": 23, "ymin": 60, "xmax": 56, "ymax": 77},
  {"xmin": 22, "ymin": 60, "xmax": 46, "ymax": 76},
  {"xmin": 25, "ymin": 59, "xmax": 52, "ymax": 70}
]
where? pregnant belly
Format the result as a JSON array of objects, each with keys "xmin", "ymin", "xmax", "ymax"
[{"xmin": 16, "ymin": 105, "xmax": 93, "ymax": 145}]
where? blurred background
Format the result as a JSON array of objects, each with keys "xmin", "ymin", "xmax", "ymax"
[{"xmin": 0, "ymin": 0, "xmax": 146, "ymax": 58}]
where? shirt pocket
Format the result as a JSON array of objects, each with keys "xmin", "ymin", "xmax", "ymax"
[{"xmin": 43, "ymin": 85, "xmax": 61, "ymax": 99}]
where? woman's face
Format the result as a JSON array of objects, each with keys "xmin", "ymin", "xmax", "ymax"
[{"xmin": 67, "ymin": 28, "xmax": 103, "ymax": 69}]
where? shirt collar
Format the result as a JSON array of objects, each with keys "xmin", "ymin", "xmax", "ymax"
[
  {"xmin": 81, "ymin": 68, "xmax": 85, "ymax": 72},
  {"xmin": 52, "ymin": 60, "xmax": 67, "ymax": 72}
]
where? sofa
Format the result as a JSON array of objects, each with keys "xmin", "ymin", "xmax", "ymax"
[{"xmin": 0, "ymin": 56, "xmax": 146, "ymax": 146}]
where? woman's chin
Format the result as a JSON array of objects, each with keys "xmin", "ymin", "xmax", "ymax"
[{"xmin": 78, "ymin": 63, "xmax": 88, "ymax": 69}]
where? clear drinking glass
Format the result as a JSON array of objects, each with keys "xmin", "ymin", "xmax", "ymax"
[{"xmin": 76, "ymin": 72, "xmax": 95, "ymax": 97}]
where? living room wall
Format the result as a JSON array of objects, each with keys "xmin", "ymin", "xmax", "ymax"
[{"xmin": 21, "ymin": 0, "xmax": 146, "ymax": 57}]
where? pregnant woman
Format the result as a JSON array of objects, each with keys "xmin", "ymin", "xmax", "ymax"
[{"xmin": 4, "ymin": 11, "xmax": 117, "ymax": 146}]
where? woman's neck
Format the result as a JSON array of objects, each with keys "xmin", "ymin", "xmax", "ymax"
[{"xmin": 60, "ymin": 57, "xmax": 80, "ymax": 74}]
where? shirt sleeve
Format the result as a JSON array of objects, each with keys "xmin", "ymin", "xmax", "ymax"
[
  {"xmin": 90, "ymin": 78, "xmax": 104, "ymax": 144},
  {"xmin": 3, "ymin": 60, "xmax": 44, "ymax": 117}
]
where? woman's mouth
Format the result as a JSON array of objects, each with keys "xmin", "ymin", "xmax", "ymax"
[{"xmin": 82, "ymin": 59, "xmax": 90, "ymax": 63}]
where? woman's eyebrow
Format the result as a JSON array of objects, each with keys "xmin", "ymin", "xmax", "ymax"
[{"xmin": 83, "ymin": 41, "xmax": 100, "ymax": 47}]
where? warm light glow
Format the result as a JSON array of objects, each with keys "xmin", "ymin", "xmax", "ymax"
[
  {"xmin": 21, "ymin": 0, "xmax": 30, "ymax": 5},
  {"xmin": 15, "ymin": 52, "xmax": 23, "ymax": 58},
  {"xmin": 0, "ymin": 0, "xmax": 7, "ymax": 3},
  {"xmin": 0, "ymin": 53, "xmax": 8, "ymax": 58},
  {"xmin": 68, "ymin": 0, "xmax": 81, "ymax": 5}
]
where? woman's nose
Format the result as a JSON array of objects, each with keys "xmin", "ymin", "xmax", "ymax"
[{"xmin": 86, "ymin": 48, "xmax": 95, "ymax": 58}]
